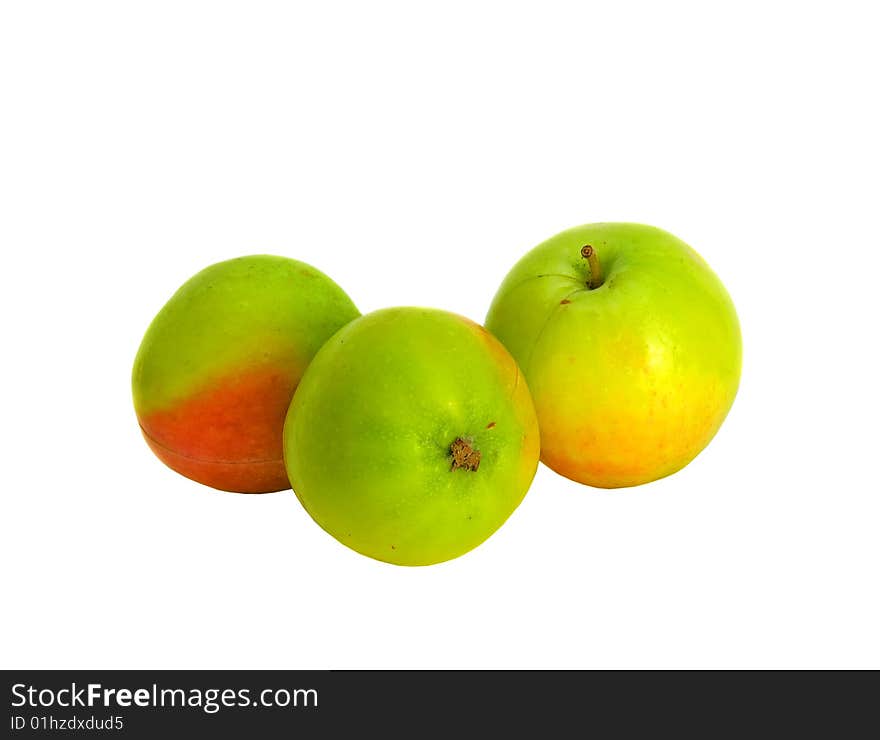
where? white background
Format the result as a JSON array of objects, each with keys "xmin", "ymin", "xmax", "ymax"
[{"xmin": 2, "ymin": 1, "xmax": 878, "ymax": 669}]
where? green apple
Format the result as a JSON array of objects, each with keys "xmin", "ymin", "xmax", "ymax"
[
  {"xmin": 485, "ymin": 223, "xmax": 741, "ymax": 488},
  {"xmin": 283, "ymin": 307, "xmax": 540, "ymax": 565}
]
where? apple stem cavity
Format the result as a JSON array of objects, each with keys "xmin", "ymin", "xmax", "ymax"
[
  {"xmin": 450, "ymin": 437, "xmax": 481, "ymax": 472},
  {"xmin": 581, "ymin": 245, "xmax": 603, "ymax": 289}
]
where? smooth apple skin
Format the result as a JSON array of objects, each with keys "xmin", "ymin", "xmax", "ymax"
[
  {"xmin": 133, "ymin": 255, "xmax": 359, "ymax": 493},
  {"xmin": 283, "ymin": 307, "xmax": 540, "ymax": 566},
  {"xmin": 485, "ymin": 223, "xmax": 741, "ymax": 488}
]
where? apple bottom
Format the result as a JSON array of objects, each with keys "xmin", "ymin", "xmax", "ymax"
[
  {"xmin": 137, "ymin": 364, "xmax": 297, "ymax": 493},
  {"xmin": 541, "ymin": 440, "xmax": 698, "ymax": 490},
  {"xmin": 537, "ymin": 401, "xmax": 724, "ymax": 489},
  {"xmin": 140, "ymin": 430, "xmax": 290, "ymax": 493}
]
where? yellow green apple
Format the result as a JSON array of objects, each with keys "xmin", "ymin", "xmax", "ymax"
[{"xmin": 485, "ymin": 223, "xmax": 741, "ymax": 488}]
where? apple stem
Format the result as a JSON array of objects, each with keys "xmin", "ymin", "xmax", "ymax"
[{"xmin": 581, "ymin": 245, "xmax": 603, "ymax": 289}]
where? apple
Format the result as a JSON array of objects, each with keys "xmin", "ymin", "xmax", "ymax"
[
  {"xmin": 485, "ymin": 223, "xmax": 741, "ymax": 488},
  {"xmin": 283, "ymin": 307, "xmax": 540, "ymax": 565},
  {"xmin": 133, "ymin": 255, "xmax": 359, "ymax": 493}
]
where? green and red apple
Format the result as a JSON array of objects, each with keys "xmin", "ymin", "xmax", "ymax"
[
  {"xmin": 485, "ymin": 223, "xmax": 741, "ymax": 488},
  {"xmin": 132, "ymin": 255, "xmax": 359, "ymax": 493},
  {"xmin": 283, "ymin": 307, "xmax": 540, "ymax": 566}
]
